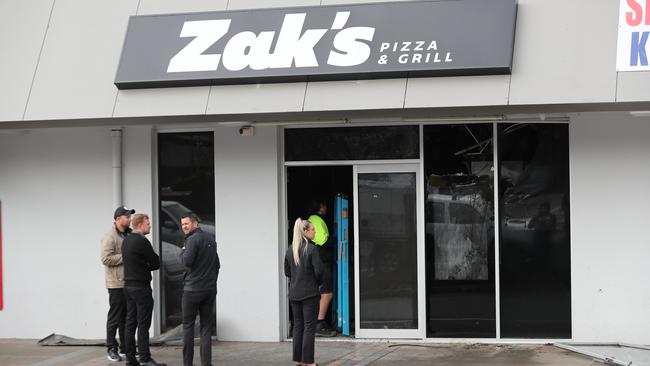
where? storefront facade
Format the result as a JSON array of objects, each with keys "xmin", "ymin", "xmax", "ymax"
[{"xmin": 1, "ymin": 0, "xmax": 650, "ymax": 344}]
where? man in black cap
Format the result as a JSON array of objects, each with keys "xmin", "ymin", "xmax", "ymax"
[{"xmin": 100, "ymin": 206, "xmax": 135, "ymax": 362}]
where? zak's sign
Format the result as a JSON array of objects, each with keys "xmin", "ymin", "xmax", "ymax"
[
  {"xmin": 115, "ymin": 0, "xmax": 517, "ymax": 89},
  {"xmin": 618, "ymin": 0, "xmax": 650, "ymax": 71}
]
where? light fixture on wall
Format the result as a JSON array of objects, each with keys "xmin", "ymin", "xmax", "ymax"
[{"xmin": 238, "ymin": 126, "xmax": 255, "ymax": 136}]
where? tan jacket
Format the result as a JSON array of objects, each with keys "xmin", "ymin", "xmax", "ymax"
[{"xmin": 101, "ymin": 224, "xmax": 127, "ymax": 289}]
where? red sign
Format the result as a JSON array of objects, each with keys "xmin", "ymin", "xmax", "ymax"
[
  {"xmin": 618, "ymin": 0, "xmax": 650, "ymax": 70},
  {"xmin": 0, "ymin": 201, "xmax": 3, "ymax": 310}
]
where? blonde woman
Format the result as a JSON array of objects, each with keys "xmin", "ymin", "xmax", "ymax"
[{"xmin": 284, "ymin": 218, "xmax": 324, "ymax": 366}]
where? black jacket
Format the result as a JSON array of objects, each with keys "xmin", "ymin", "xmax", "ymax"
[
  {"xmin": 284, "ymin": 240, "xmax": 323, "ymax": 301},
  {"xmin": 180, "ymin": 228, "xmax": 220, "ymax": 292},
  {"xmin": 122, "ymin": 232, "xmax": 160, "ymax": 287}
]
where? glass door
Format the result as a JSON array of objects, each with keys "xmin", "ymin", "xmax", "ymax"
[{"xmin": 353, "ymin": 164, "xmax": 425, "ymax": 338}]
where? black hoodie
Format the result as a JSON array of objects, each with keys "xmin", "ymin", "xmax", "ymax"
[{"xmin": 180, "ymin": 228, "xmax": 220, "ymax": 292}]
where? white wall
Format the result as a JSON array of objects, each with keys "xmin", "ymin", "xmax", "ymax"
[
  {"xmin": 0, "ymin": 125, "xmax": 153, "ymax": 339},
  {"xmin": 0, "ymin": 0, "xmax": 54, "ymax": 121},
  {"xmin": 123, "ymin": 126, "xmax": 154, "ymax": 225},
  {"xmin": 2, "ymin": 112, "xmax": 650, "ymax": 344},
  {"xmin": 0, "ymin": 127, "xmax": 112, "ymax": 338},
  {"xmin": 23, "ymin": 0, "xmax": 137, "ymax": 120},
  {"xmin": 214, "ymin": 125, "xmax": 281, "ymax": 341},
  {"xmin": 570, "ymin": 112, "xmax": 650, "ymax": 344},
  {"xmin": 2, "ymin": 0, "xmax": 649, "ymax": 123}
]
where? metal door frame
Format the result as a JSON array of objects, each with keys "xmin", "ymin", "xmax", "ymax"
[{"xmin": 353, "ymin": 163, "xmax": 426, "ymax": 339}]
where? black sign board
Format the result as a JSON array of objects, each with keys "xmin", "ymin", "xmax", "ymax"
[{"xmin": 115, "ymin": 0, "xmax": 517, "ymax": 89}]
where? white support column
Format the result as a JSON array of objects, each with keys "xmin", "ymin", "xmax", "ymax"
[{"xmin": 493, "ymin": 122, "xmax": 501, "ymax": 339}]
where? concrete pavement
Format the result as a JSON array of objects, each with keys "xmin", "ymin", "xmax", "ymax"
[{"xmin": 0, "ymin": 339, "xmax": 602, "ymax": 366}]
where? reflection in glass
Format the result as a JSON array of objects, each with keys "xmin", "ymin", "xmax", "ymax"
[
  {"xmin": 358, "ymin": 172, "xmax": 418, "ymax": 329},
  {"xmin": 158, "ymin": 132, "xmax": 215, "ymax": 333},
  {"xmin": 285, "ymin": 126, "xmax": 419, "ymax": 161},
  {"xmin": 424, "ymin": 124, "xmax": 495, "ymax": 338},
  {"xmin": 499, "ymin": 123, "xmax": 571, "ymax": 338}
]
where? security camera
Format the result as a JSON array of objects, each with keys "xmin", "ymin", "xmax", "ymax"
[{"xmin": 238, "ymin": 126, "xmax": 255, "ymax": 136}]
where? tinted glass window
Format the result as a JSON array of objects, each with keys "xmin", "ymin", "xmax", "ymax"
[
  {"xmin": 285, "ymin": 126, "xmax": 419, "ymax": 161},
  {"xmin": 358, "ymin": 172, "xmax": 418, "ymax": 329},
  {"xmin": 423, "ymin": 124, "xmax": 495, "ymax": 338},
  {"xmin": 450, "ymin": 202, "xmax": 483, "ymax": 224},
  {"xmin": 432, "ymin": 202, "xmax": 445, "ymax": 223},
  {"xmin": 498, "ymin": 123, "xmax": 571, "ymax": 338},
  {"xmin": 158, "ymin": 132, "xmax": 216, "ymax": 333}
]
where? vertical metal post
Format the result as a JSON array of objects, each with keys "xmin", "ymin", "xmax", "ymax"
[
  {"xmin": 279, "ymin": 127, "xmax": 290, "ymax": 340},
  {"xmin": 151, "ymin": 129, "xmax": 161, "ymax": 336},
  {"xmin": 493, "ymin": 122, "xmax": 501, "ymax": 339},
  {"xmin": 419, "ymin": 124, "xmax": 426, "ymax": 339}
]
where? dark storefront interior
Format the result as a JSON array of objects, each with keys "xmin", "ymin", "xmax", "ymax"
[
  {"xmin": 285, "ymin": 123, "xmax": 571, "ymax": 339},
  {"xmin": 423, "ymin": 124, "xmax": 496, "ymax": 338},
  {"xmin": 153, "ymin": 123, "xmax": 571, "ymax": 338},
  {"xmin": 286, "ymin": 166, "xmax": 354, "ymax": 333},
  {"xmin": 498, "ymin": 124, "xmax": 571, "ymax": 338}
]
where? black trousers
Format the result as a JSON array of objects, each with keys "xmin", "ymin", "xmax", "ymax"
[
  {"xmin": 106, "ymin": 288, "xmax": 126, "ymax": 352},
  {"xmin": 124, "ymin": 286, "xmax": 154, "ymax": 363},
  {"xmin": 182, "ymin": 289, "xmax": 216, "ymax": 366},
  {"xmin": 290, "ymin": 296, "xmax": 319, "ymax": 364}
]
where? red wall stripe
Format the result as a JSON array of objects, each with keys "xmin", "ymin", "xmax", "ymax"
[{"xmin": 0, "ymin": 201, "xmax": 3, "ymax": 310}]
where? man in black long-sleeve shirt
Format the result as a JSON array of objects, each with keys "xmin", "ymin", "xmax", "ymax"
[
  {"xmin": 180, "ymin": 212, "xmax": 220, "ymax": 366},
  {"xmin": 122, "ymin": 213, "xmax": 165, "ymax": 366}
]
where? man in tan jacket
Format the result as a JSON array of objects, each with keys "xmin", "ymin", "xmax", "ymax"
[{"xmin": 101, "ymin": 206, "xmax": 135, "ymax": 362}]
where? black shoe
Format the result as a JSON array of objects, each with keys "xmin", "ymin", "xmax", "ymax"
[
  {"xmin": 107, "ymin": 348, "xmax": 122, "ymax": 362},
  {"xmin": 316, "ymin": 328, "xmax": 337, "ymax": 337},
  {"xmin": 125, "ymin": 359, "xmax": 139, "ymax": 366},
  {"xmin": 315, "ymin": 322, "xmax": 337, "ymax": 337},
  {"xmin": 139, "ymin": 358, "xmax": 166, "ymax": 366}
]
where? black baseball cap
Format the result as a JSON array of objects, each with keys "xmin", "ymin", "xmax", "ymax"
[{"xmin": 114, "ymin": 206, "xmax": 135, "ymax": 219}]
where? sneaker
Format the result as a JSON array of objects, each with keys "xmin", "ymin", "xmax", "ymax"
[
  {"xmin": 315, "ymin": 322, "xmax": 337, "ymax": 337},
  {"xmin": 121, "ymin": 352, "xmax": 139, "ymax": 359},
  {"xmin": 316, "ymin": 327, "xmax": 338, "ymax": 337},
  {"xmin": 139, "ymin": 358, "xmax": 166, "ymax": 366},
  {"xmin": 124, "ymin": 353, "xmax": 139, "ymax": 365},
  {"xmin": 107, "ymin": 348, "xmax": 122, "ymax": 362}
]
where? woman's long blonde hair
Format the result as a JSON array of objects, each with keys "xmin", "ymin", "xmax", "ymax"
[{"xmin": 291, "ymin": 218, "xmax": 312, "ymax": 266}]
